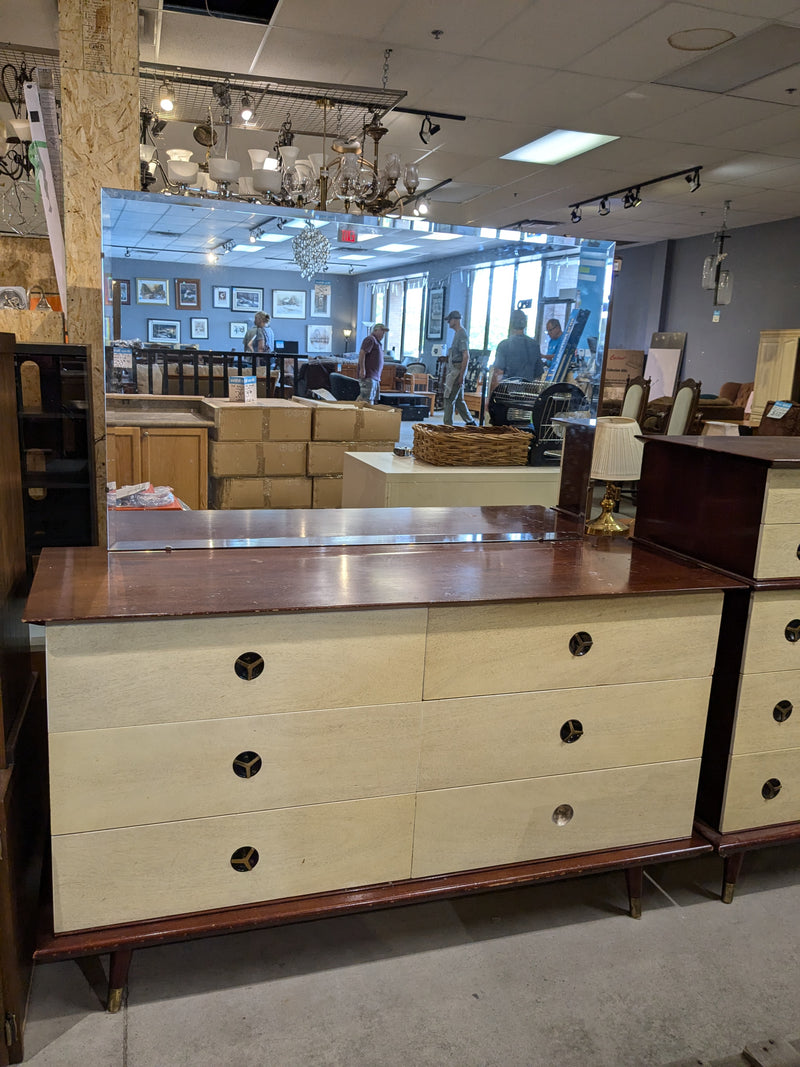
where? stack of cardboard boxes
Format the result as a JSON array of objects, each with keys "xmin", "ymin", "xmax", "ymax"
[{"xmin": 205, "ymin": 397, "xmax": 401, "ymax": 509}]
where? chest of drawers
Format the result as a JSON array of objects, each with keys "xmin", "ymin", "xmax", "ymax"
[{"xmin": 28, "ymin": 524, "xmax": 736, "ymax": 935}]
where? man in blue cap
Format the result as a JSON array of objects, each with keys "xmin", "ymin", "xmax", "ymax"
[{"xmin": 443, "ymin": 310, "xmax": 478, "ymax": 426}]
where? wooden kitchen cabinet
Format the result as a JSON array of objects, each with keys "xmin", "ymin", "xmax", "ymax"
[{"xmin": 107, "ymin": 425, "xmax": 208, "ymax": 509}]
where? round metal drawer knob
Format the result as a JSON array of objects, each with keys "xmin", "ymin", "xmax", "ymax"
[
  {"xmin": 230, "ymin": 846, "xmax": 260, "ymax": 872},
  {"xmin": 552, "ymin": 803, "xmax": 574, "ymax": 826},
  {"xmin": 773, "ymin": 700, "xmax": 793, "ymax": 723},
  {"xmin": 232, "ymin": 751, "xmax": 262, "ymax": 778},
  {"xmin": 560, "ymin": 719, "xmax": 584, "ymax": 744},
  {"xmin": 569, "ymin": 632, "xmax": 593, "ymax": 657},
  {"xmin": 234, "ymin": 652, "xmax": 265, "ymax": 681},
  {"xmin": 761, "ymin": 778, "xmax": 782, "ymax": 800},
  {"xmin": 784, "ymin": 620, "xmax": 800, "ymax": 643}
]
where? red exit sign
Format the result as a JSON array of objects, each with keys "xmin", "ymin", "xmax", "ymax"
[{"xmin": 338, "ymin": 226, "xmax": 358, "ymax": 244}]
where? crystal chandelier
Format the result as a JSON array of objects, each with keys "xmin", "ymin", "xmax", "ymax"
[{"xmin": 292, "ymin": 221, "xmax": 331, "ymax": 278}]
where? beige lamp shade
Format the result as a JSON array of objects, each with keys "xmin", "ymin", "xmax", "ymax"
[{"xmin": 590, "ymin": 417, "xmax": 643, "ymax": 482}]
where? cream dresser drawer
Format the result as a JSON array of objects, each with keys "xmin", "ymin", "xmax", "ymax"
[
  {"xmin": 46, "ymin": 608, "xmax": 427, "ymax": 731},
  {"xmin": 720, "ymin": 749, "xmax": 800, "ymax": 831},
  {"xmin": 52, "ymin": 793, "xmax": 415, "ymax": 932},
  {"xmin": 731, "ymin": 671, "xmax": 800, "ymax": 755},
  {"xmin": 424, "ymin": 593, "xmax": 722, "ymax": 700},
  {"xmin": 412, "ymin": 760, "xmax": 701, "ymax": 878},
  {"xmin": 741, "ymin": 591, "xmax": 800, "ymax": 674},
  {"xmin": 753, "ymin": 524, "xmax": 800, "ymax": 580},
  {"xmin": 761, "ymin": 468, "xmax": 800, "ymax": 524},
  {"xmin": 419, "ymin": 677, "xmax": 711, "ymax": 791},
  {"xmin": 50, "ymin": 702, "xmax": 423, "ymax": 834}
]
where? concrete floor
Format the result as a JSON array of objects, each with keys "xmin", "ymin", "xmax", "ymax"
[{"xmin": 21, "ymin": 844, "xmax": 800, "ymax": 1066}]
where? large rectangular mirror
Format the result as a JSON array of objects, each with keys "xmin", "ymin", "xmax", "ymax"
[{"xmin": 102, "ymin": 188, "xmax": 614, "ymax": 549}]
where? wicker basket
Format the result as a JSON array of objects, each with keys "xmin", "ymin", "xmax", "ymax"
[{"xmin": 412, "ymin": 423, "xmax": 531, "ymax": 466}]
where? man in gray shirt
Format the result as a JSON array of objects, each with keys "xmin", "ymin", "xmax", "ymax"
[
  {"xmin": 443, "ymin": 310, "xmax": 478, "ymax": 426},
  {"xmin": 489, "ymin": 309, "xmax": 544, "ymax": 393}
]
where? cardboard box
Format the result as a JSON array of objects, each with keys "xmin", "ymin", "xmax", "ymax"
[
  {"xmin": 212, "ymin": 475, "xmax": 312, "ymax": 509},
  {"xmin": 306, "ymin": 441, "xmax": 351, "ymax": 476},
  {"xmin": 210, "ymin": 440, "xmax": 307, "ymax": 478},
  {"xmin": 202, "ymin": 398, "xmax": 312, "ymax": 442},
  {"xmin": 228, "ymin": 375, "xmax": 257, "ymax": 402},
  {"xmin": 354, "ymin": 402, "xmax": 402, "ymax": 442},
  {"xmin": 293, "ymin": 397, "xmax": 360, "ymax": 441},
  {"xmin": 312, "ymin": 476, "xmax": 343, "ymax": 508}
]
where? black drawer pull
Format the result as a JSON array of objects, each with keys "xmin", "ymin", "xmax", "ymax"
[
  {"xmin": 234, "ymin": 652, "xmax": 265, "ymax": 680},
  {"xmin": 560, "ymin": 719, "xmax": 584, "ymax": 744},
  {"xmin": 232, "ymin": 751, "xmax": 262, "ymax": 778},
  {"xmin": 230, "ymin": 846, "xmax": 260, "ymax": 872},
  {"xmin": 569, "ymin": 632, "xmax": 593, "ymax": 657},
  {"xmin": 773, "ymin": 700, "xmax": 793, "ymax": 723},
  {"xmin": 762, "ymin": 778, "xmax": 782, "ymax": 800},
  {"xmin": 552, "ymin": 803, "xmax": 574, "ymax": 825},
  {"xmin": 784, "ymin": 620, "xmax": 800, "ymax": 643}
]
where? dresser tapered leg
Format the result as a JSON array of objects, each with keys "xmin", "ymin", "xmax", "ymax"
[
  {"xmin": 721, "ymin": 852, "xmax": 744, "ymax": 904},
  {"xmin": 107, "ymin": 949, "xmax": 134, "ymax": 1012},
  {"xmin": 625, "ymin": 867, "xmax": 643, "ymax": 918}
]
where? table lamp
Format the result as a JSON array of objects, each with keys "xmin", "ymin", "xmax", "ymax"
[{"xmin": 585, "ymin": 417, "xmax": 643, "ymax": 536}]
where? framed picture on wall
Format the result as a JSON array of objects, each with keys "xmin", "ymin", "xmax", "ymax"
[
  {"xmin": 272, "ymin": 289, "xmax": 307, "ymax": 319},
  {"xmin": 212, "ymin": 286, "xmax": 230, "ymax": 308},
  {"xmin": 232, "ymin": 286, "xmax": 263, "ymax": 312},
  {"xmin": 230, "ymin": 321, "xmax": 247, "ymax": 339},
  {"xmin": 175, "ymin": 278, "xmax": 201, "ymax": 310},
  {"xmin": 136, "ymin": 278, "xmax": 169, "ymax": 305},
  {"xmin": 147, "ymin": 318, "xmax": 180, "ymax": 343},
  {"xmin": 426, "ymin": 285, "xmax": 445, "ymax": 340},
  {"xmin": 307, "ymin": 324, "xmax": 333, "ymax": 354},
  {"xmin": 118, "ymin": 279, "xmax": 130, "ymax": 305},
  {"xmin": 311, "ymin": 282, "xmax": 331, "ymax": 318},
  {"xmin": 190, "ymin": 317, "xmax": 209, "ymax": 340}
]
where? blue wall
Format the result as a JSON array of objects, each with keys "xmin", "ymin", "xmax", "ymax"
[
  {"xmin": 609, "ymin": 216, "xmax": 800, "ymax": 393},
  {"xmin": 111, "ymin": 258, "xmax": 358, "ymax": 355}
]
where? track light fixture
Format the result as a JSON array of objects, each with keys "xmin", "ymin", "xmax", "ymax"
[
  {"xmin": 568, "ymin": 165, "xmax": 701, "ymax": 224},
  {"xmin": 419, "ymin": 113, "xmax": 441, "ymax": 144},
  {"xmin": 622, "ymin": 187, "xmax": 642, "ymax": 209},
  {"xmin": 240, "ymin": 94, "xmax": 253, "ymax": 122},
  {"xmin": 686, "ymin": 168, "xmax": 701, "ymax": 192},
  {"xmin": 158, "ymin": 81, "xmax": 175, "ymax": 112},
  {"xmin": 249, "ymin": 226, "xmax": 265, "ymax": 243}
]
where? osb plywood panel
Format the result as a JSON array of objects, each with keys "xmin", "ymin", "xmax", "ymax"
[
  {"xmin": 60, "ymin": 0, "xmax": 138, "ymax": 77},
  {"xmin": 0, "ymin": 238, "xmax": 56, "ymax": 292},
  {"xmin": 0, "ymin": 311, "xmax": 64, "ymax": 345}
]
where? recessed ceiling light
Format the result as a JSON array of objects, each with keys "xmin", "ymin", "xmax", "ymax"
[
  {"xmin": 232, "ymin": 244, "xmax": 261, "ymax": 252},
  {"xmin": 420, "ymin": 232, "xmax": 462, "ymax": 241},
  {"xmin": 339, "ymin": 253, "xmax": 375, "ymax": 261},
  {"xmin": 378, "ymin": 243, "xmax": 416, "ymax": 252},
  {"xmin": 502, "ymin": 129, "xmax": 618, "ymax": 164},
  {"xmin": 258, "ymin": 233, "xmax": 292, "ymax": 242}
]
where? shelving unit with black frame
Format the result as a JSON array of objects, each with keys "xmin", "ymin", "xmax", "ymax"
[{"xmin": 13, "ymin": 344, "xmax": 97, "ymax": 578}]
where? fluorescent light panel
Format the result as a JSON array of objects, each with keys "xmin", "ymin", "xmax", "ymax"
[
  {"xmin": 502, "ymin": 129, "xmax": 618, "ymax": 164},
  {"xmin": 232, "ymin": 244, "xmax": 261, "ymax": 252},
  {"xmin": 339, "ymin": 253, "xmax": 375, "ymax": 261},
  {"xmin": 420, "ymin": 232, "xmax": 462, "ymax": 241},
  {"xmin": 378, "ymin": 243, "xmax": 416, "ymax": 252},
  {"xmin": 283, "ymin": 218, "xmax": 327, "ymax": 228}
]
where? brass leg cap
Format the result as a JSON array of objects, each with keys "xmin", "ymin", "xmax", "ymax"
[
  {"xmin": 721, "ymin": 882, "xmax": 736, "ymax": 904},
  {"xmin": 629, "ymin": 898, "xmax": 642, "ymax": 920},
  {"xmin": 107, "ymin": 987, "xmax": 124, "ymax": 1013}
]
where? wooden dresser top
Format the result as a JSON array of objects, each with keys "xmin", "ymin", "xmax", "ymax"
[{"xmin": 26, "ymin": 506, "xmax": 742, "ymax": 623}]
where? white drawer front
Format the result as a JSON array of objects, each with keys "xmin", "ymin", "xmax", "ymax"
[
  {"xmin": 412, "ymin": 760, "xmax": 701, "ymax": 878},
  {"xmin": 762, "ymin": 469, "xmax": 800, "ymax": 524},
  {"xmin": 732, "ymin": 672, "xmax": 800, "ymax": 755},
  {"xmin": 742, "ymin": 591, "xmax": 800, "ymax": 675},
  {"xmin": 50, "ymin": 702, "xmax": 423, "ymax": 834},
  {"xmin": 419, "ymin": 677, "xmax": 711, "ymax": 791},
  {"xmin": 424, "ymin": 593, "xmax": 723, "ymax": 700},
  {"xmin": 754, "ymin": 524, "xmax": 800, "ymax": 580},
  {"xmin": 720, "ymin": 748, "xmax": 800, "ymax": 832},
  {"xmin": 52, "ymin": 794, "xmax": 415, "ymax": 932},
  {"xmin": 46, "ymin": 609, "xmax": 427, "ymax": 731}
]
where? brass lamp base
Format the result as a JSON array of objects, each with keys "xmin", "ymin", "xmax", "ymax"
[{"xmin": 586, "ymin": 482, "xmax": 628, "ymax": 536}]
